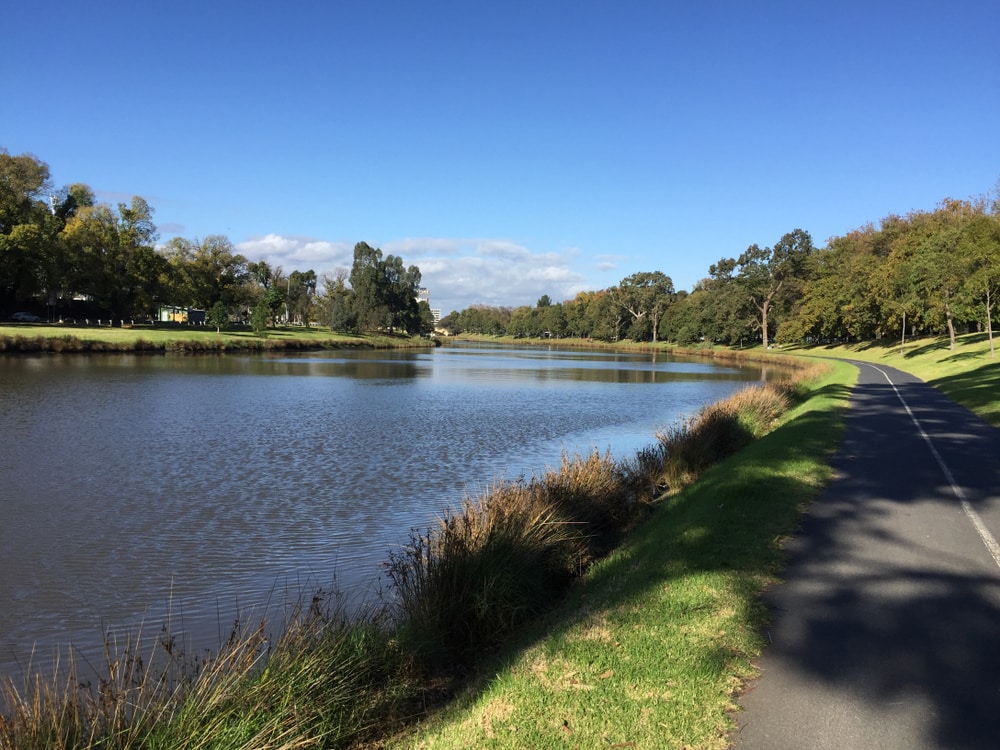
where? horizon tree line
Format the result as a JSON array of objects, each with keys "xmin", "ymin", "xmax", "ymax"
[
  {"xmin": 4, "ymin": 148, "xmax": 998, "ymax": 350},
  {"xmin": 441, "ymin": 197, "xmax": 1000, "ymax": 355}
]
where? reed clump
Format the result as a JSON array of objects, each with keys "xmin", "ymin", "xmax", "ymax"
[
  {"xmin": 1, "ymin": 599, "xmax": 404, "ymax": 750},
  {"xmin": 386, "ymin": 449, "xmax": 653, "ymax": 672},
  {"xmin": 656, "ymin": 383, "xmax": 790, "ymax": 490},
  {"xmin": 1, "ymin": 360, "xmax": 826, "ymax": 749}
]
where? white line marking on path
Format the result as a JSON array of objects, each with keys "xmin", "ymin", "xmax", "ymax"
[{"xmin": 865, "ymin": 363, "xmax": 1000, "ymax": 571}]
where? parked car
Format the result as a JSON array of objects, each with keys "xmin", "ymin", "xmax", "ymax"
[{"xmin": 10, "ymin": 312, "xmax": 42, "ymax": 322}]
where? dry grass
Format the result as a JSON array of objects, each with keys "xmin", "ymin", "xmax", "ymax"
[{"xmin": 656, "ymin": 382, "xmax": 791, "ymax": 492}]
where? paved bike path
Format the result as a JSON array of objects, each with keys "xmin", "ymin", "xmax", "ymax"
[{"xmin": 734, "ymin": 361, "xmax": 1000, "ymax": 750}]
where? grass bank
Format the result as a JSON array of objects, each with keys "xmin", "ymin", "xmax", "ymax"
[
  {"xmin": 0, "ymin": 322, "xmax": 434, "ymax": 353},
  {"xmin": 398, "ymin": 360, "xmax": 854, "ymax": 749},
  {"xmin": 793, "ymin": 331, "xmax": 1000, "ymax": 427}
]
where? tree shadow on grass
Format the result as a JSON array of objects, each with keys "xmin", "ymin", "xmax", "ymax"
[{"xmin": 930, "ymin": 361, "xmax": 1000, "ymax": 428}]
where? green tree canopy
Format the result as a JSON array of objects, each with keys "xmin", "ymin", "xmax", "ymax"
[
  {"xmin": 615, "ymin": 271, "xmax": 675, "ymax": 342},
  {"xmin": 348, "ymin": 242, "xmax": 423, "ymax": 334}
]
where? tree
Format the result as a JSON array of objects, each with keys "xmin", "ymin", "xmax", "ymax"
[
  {"xmin": 207, "ymin": 301, "xmax": 229, "ymax": 333},
  {"xmin": 908, "ymin": 203, "xmax": 976, "ymax": 350},
  {"xmin": 349, "ymin": 242, "xmax": 389, "ymax": 331},
  {"xmin": 319, "ymin": 268, "xmax": 356, "ymax": 332},
  {"xmin": 961, "ymin": 211, "xmax": 1000, "ymax": 358},
  {"xmin": 0, "ymin": 150, "xmax": 51, "ymax": 235},
  {"xmin": 439, "ymin": 304, "xmax": 511, "ymax": 336},
  {"xmin": 62, "ymin": 196, "xmax": 162, "ymax": 320},
  {"xmin": 287, "ymin": 269, "xmax": 318, "ymax": 325},
  {"xmin": 0, "ymin": 150, "xmax": 55, "ymax": 307},
  {"xmin": 163, "ymin": 235, "xmax": 249, "ymax": 312},
  {"xmin": 662, "ymin": 287, "xmax": 710, "ymax": 344},
  {"xmin": 734, "ymin": 229, "xmax": 814, "ymax": 348},
  {"xmin": 52, "ymin": 183, "xmax": 95, "ymax": 222},
  {"xmin": 616, "ymin": 271, "xmax": 675, "ymax": 342},
  {"xmin": 783, "ymin": 225, "xmax": 889, "ymax": 343},
  {"xmin": 245, "ymin": 260, "xmax": 285, "ymax": 326},
  {"xmin": 250, "ymin": 300, "xmax": 270, "ymax": 336},
  {"xmin": 247, "ymin": 260, "xmax": 273, "ymax": 289},
  {"xmin": 381, "ymin": 253, "xmax": 422, "ymax": 333},
  {"xmin": 348, "ymin": 242, "xmax": 423, "ymax": 334},
  {"xmin": 417, "ymin": 300, "xmax": 437, "ymax": 335}
]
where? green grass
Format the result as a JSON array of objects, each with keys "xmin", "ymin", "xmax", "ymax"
[
  {"xmin": 395, "ymin": 361, "xmax": 856, "ymax": 749},
  {"xmin": 0, "ymin": 322, "xmax": 432, "ymax": 352},
  {"xmin": 795, "ymin": 332, "xmax": 1000, "ymax": 427}
]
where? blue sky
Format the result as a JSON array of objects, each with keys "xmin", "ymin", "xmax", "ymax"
[{"xmin": 3, "ymin": 1, "xmax": 998, "ymax": 315}]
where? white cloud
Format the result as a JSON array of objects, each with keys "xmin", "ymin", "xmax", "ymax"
[
  {"xmin": 236, "ymin": 234, "xmax": 355, "ymax": 272},
  {"xmin": 383, "ymin": 238, "xmax": 588, "ymax": 314},
  {"xmin": 594, "ymin": 254, "xmax": 624, "ymax": 273},
  {"xmin": 233, "ymin": 234, "xmax": 593, "ymax": 314}
]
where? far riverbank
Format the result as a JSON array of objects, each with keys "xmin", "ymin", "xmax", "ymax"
[{"xmin": 0, "ymin": 322, "xmax": 436, "ymax": 353}]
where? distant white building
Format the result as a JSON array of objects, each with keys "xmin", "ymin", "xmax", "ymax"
[{"xmin": 415, "ymin": 288, "xmax": 440, "ymax": 323}]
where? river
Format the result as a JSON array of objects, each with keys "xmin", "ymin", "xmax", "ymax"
[{"xmin": 0, "ymin": 342, "xmax": 768, "ymax": 679}]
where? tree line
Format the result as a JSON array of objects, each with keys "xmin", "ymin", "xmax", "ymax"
[
  {"xmin": 441, "ymin": 196, "xmax": 1000, "ymax": 354},
  {"xmin": 5, "ymin": 148, "xmax": 997, "ymax": 349},
  {"xmin": 0, "ymin": 149, "xmax": 432, "ymax": 335}
]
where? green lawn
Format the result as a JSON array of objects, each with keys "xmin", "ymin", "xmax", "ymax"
[
  {"xmin": 0, "ymin": 321, "xmax": 430, "ymax": 351},
  {"xmin": 793, "ymin": 332, "xmax": 1000, "ymax": 427}
]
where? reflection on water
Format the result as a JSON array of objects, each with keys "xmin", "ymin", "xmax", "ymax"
[{"xmin": 0, "ymin": 343, "xmax": 768, "ymax": 677}]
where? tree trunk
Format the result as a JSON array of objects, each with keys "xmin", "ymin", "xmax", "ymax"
[
  {"xmin": 987, "ymin": 285, "xmax": 996, "ymax": 359},
  {"xmin": 945, "ymin": 296, "xmax": 956, "ymax": 351},
  {"xmin": 760, "ymin": 301, "xmax": 769, "ymax": 349}
]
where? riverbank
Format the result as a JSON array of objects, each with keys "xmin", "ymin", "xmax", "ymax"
[
  {"xmin": 397, "ymin": 359, "xmax": 853, "ymax": 749},
  {"xmin": 0, "ymin": 322, "xmax": 435, "ymax": 353},
  {"xmin": 0, "ymin": 348, "xmax": 833, "ymax": 749},
  {"xmin": 401, "ymin": 332, "xmax": 997, "ymax": 748},
  {"xmin": 450, "ymin": 333, "xmax": 812, "ymax": 376},
  {"xmin": 4, "ymin": 334, "xmax": 990, "ymax": 748}
]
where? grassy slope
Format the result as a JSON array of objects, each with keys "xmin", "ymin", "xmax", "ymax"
[
  {"xmin": 399, "ymin": 362, "xmax": 856, "ymax": 749},
  {"xmin": 796, "ymin": 331, "xmax": 1000, "ymax": 427}
]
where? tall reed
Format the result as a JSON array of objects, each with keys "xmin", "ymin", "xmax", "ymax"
[
  {"xmin": 0, "ymin": 597, "xmax": 402, "ymax": 750},
  {"xmin": 656, "ymin": 383, "xmax": 790, "ymax": 491}
]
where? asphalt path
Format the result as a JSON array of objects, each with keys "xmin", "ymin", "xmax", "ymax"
[{"xmin": 733, "ymin": 361, "xmax": 1000, "ymax": 750}]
